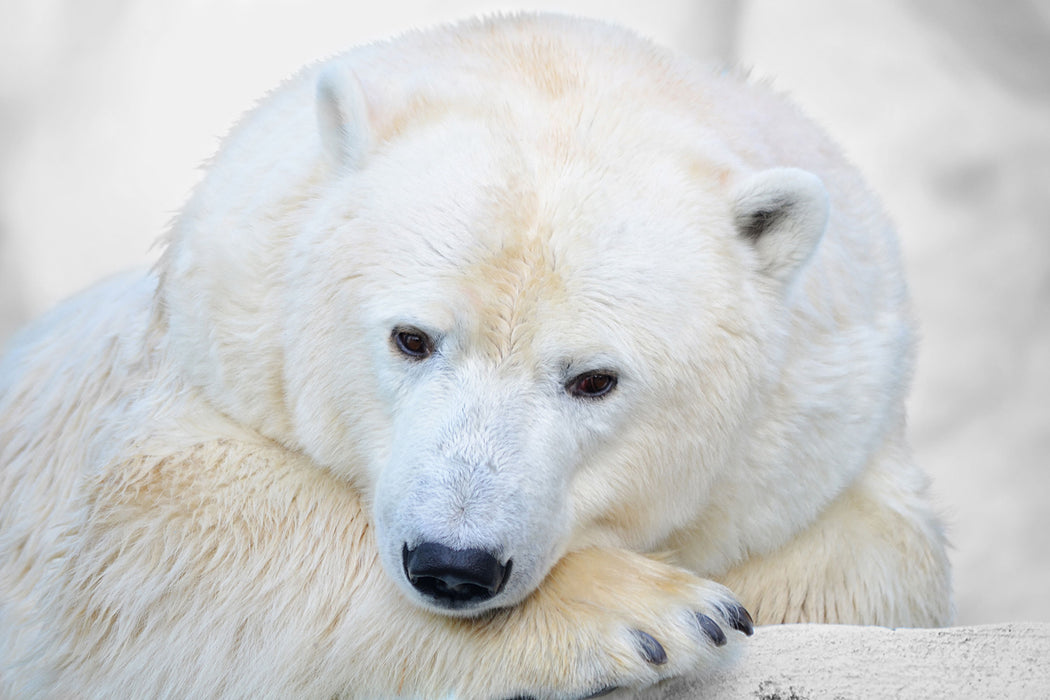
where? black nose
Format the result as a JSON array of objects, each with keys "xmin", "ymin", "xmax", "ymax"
[{"xmin": 402, "ymin": 542, "xmax": 510, "ymax": 605}]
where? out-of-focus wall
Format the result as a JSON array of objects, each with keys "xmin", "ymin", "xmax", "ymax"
[{"xmin": 1, "ymin": 0, "xmax": 1046, "ymax": 625}]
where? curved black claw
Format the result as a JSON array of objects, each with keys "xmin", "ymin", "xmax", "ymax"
[
  {"xmin": 631, "ymin": 629, "xmax": 668, "ymax": 665},
  {"xmin": 696, "ymin": 612, "xmax": 727, "ymax": 646},
  {"xmin": 583, "ymin": 686, "xmax": 620, "ymax": 698},
  {"xmin": 722, "ymin": 602, "xmax": 754, "ymax": 636}
]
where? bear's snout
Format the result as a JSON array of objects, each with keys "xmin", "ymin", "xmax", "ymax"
[{"xmin": 402, "ymin": 542, "xmax": 511, "ymax": 607}]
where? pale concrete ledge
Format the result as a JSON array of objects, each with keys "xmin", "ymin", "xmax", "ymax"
[{"xmin": 638, "ymin": 623, "xmax": 1050, "ymax": 699}]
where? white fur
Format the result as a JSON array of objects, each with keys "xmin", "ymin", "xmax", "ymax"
[
  {"xmin": 316, "ymin": 63, "xmax": 372, "ymax": 169},
  {"xmin": 732, "ymin": 167, "xmax": 829, "ymax": 284},
  {"xmin": 0, "ymin": 14, "xmax": 951, "ymax": 699}
]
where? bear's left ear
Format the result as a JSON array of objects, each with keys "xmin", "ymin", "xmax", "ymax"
[
  {"xmin": 732, "ymin": 167, "xmax": 829, "ymax": 285},
  {"xmin": 316, "ymin": 62, "xmax": 372, "ymax": 169}
]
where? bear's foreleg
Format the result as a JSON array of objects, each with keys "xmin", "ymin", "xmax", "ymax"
[{"xmin": 10, "ymin": 440, "xmax": 750, "ymax": 699}]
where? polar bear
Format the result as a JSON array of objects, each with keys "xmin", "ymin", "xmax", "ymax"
[{"xmin": 0, "ymin": 13, "xmax": 951, "ymax": 699}]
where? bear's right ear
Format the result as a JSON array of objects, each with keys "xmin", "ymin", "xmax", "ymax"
[
  {"xmin": 316, "ymin": 63, "xmax": 372, "ymax": 169},
  {"xmin": 732, "ymin": 167, "xmax": 829, "ymax": 285}
]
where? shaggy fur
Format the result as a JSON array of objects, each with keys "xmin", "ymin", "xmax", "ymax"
[{"xmin": 0, "ymin": 14, "xmax": 951, "ymax": 699}]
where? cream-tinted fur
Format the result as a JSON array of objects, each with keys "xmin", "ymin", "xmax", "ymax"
[{"xmin": 0, "ymin": 14, "xmax": 951, "ymax": 699}]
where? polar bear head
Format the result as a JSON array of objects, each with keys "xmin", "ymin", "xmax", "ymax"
[{"xmin": 161, "ymin": 16, "xmax": 853, "ymax": 617}]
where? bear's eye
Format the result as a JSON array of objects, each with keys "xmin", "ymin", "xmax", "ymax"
[
  {"xmin": 392, "ymin": 328, "xmax": 433, "ymax": 360},
  {"xmin": 566, "ymin": 371, "xmax": 618, "ymax": 399}
]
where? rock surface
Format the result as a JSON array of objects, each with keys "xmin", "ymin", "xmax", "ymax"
[{"xmin": 635, "ymin": 623, "xmax": 1050, "ymax": 699}]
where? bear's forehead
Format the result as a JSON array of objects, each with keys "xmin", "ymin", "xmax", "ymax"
[
  {"xmin": 351, "ymin": 108, "xmax": 736, "ymax": 355},
  {"xmin": 457, "ymin": 236, "xmax": 563, "ymax": 364}
]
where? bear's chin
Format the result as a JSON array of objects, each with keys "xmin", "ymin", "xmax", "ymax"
[{"xmin": 405, "ymin": 590, "xmax": 519, "ymax": 617}]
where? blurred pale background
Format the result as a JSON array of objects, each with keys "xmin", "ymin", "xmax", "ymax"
[{"xmin": 1, "ymin": 0, "xmax": 1047, "ymax": 625}]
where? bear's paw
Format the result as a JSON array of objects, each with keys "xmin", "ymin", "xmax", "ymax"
[{"xmin": 470, "ymin": 547, "xmax": 751, "ymax": 700}]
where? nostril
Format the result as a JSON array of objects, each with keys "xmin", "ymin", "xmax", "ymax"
[{"xmin": 402, "ymin": 542, "xmax": 510, "ymax": 605}]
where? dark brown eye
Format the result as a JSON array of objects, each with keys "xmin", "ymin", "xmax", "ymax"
[
  {"xmin": 392, "ymin": 328, "xmax": 433, "ymax": 359},
  {"xmin": 567, "ymin": 371, "xmax": 618, "ymax": 399}
]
